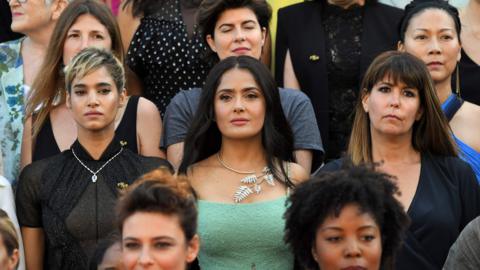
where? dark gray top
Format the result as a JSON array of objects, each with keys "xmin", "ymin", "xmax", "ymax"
[
  {"xmin": 444, "ymin": 216, "xmax": 480, "ymax": 270},
  {"xmin": 161, "ymin": 87, "xmax": 324, "ymax": 155}
]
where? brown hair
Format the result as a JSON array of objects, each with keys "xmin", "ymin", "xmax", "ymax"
[
  {"xmin": 26, "ymin": 0, "xmax": 124, "ymax": 138},
  {"xmin": 348, "ymin": 51, "xmax": 457, "ymax": 164},
  {"xmin": 0, "ymin": 210, "xmax": 19, "ymax": 257},
  {"xmin": 117, "ymin": 167, "xmax": 197, "ymax": 241}
]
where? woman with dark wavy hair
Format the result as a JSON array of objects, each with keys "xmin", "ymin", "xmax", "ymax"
[
  {"xmin": 178, "ymin": 55, "xmax": 308, "ymax": 269},
  {"xmin": 285, "ymin": 164, "xmax": 409, "ymax": 270}
]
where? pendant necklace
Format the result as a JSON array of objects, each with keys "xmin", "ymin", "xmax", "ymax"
[
  {"xmin": 217, "ymin": 153, "xmax": 275, "ymax": 203},
  {"xmin": 72, "ymin": 147, "xmax": 124, "ymax": 183}
]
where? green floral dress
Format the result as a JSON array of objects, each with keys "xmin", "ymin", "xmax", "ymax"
[{"xmin": 0, "ymin": 38, "xmax": 25, "ymax": 183}]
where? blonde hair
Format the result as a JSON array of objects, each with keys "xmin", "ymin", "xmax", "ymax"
[
  {"xmin": 348, "ymin": 51, "xmax": 457, "ymax": 164},
  {"xmin": 64, "ymin": 47, "xmax": 125, "ymax": 93}
]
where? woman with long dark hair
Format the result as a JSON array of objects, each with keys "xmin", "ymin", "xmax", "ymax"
[
  {"xmin": 398, "ymin": 0, "xmax": 480, "ymax": 180},
  {"xmin": 178, "ymin": 56, "xmax": 308, "ymax": 269}
]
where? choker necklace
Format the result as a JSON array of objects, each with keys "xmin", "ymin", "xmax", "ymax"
[
  {"xmin": 72, "ymin": 147, "xmax": 124, "ymax": 183},
  {"xmin": 217, "ymin": 153, "xmax": 275, "ymax": 203}
]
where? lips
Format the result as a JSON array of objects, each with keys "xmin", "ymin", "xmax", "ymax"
[
  {"xmin": 383, "ymin": 114, "xmax": 401, "ymax": 121},
  {"xmin": 84, "ymin": 111, "xmax": 103, "ymax": 117},
  {"xmin": 342, "ymin": 266, "xmax": 367, "ymax": 270},
  {"xmin": 232, "ymin": 47, "xmax": 250, "ymax": 54},
  {"xmin": 231, "ymin": 118, "xmax": 249, "ymax": 126},
  {"xmin": 426, "ymin": 61, "xmax": 443, "ymax": 69}
]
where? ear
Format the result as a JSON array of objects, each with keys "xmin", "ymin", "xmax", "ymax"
[
  {"xmin": 186, "ymin": 234, "xmax": 200, "ymax": 263},
  {"xmin": 361, "ymin": 89, "xmax": 370, "ymax": 113},
  {"xmin": 50, "ymin": 0, "xmax": 69, "ymax": 21},
  {"xmin": 66, "ymin": 91, "xmax": 72, "ymax": 109},
  {"xmin": 261, "ymin": 27, "xmax": 267, "ymax": 47},
  {"xmin": 206, "ymin": 34, "xmax": 217, "ymax": 53},
  {"xmin": 118, "ymin": 89, "xmax": 127, "ymax": 107},
  {"xmin": 397, "ymin": 41, "xmax": 405, "ymax": 52},
  {"xmin": 416, "ymin": 106, "xmax": 424, "ymax": 121},
  {"xmin": 7, "ymin": 249, "xmax": 19, "ymax": 270}
]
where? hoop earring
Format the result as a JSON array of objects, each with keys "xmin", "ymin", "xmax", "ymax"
[{"xmin": 455, "ymin": 62, "xmax": 461, "ymax": 98}]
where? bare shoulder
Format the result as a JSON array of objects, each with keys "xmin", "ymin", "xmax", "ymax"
[
  {"xmin": 288, "ymin": 162, "xmax": 310, "ymax": 184},
  {"xmin": 137, "ymin": 97, "xmax": 160, "ymax": 116},
  {"xmin": 451, "ymin": 102, "xmax": 480, "ymax": 152}
]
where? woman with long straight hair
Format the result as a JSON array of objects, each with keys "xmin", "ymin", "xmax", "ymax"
[
  {"xmin": 322, "ymin": 51, "xmax": 480, "ymax": 270},
  {"xmin": 178, "ymin": 55, "xmax": 308, "ymax": 269},
  {"xmin": 22, "ymin": 0, "xmax": 164, "ymax": 169}
]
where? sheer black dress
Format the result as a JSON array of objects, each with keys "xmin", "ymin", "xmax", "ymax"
[{"xmin": 16, "ymin": 136, "xmax": 172, "ymax": 270}]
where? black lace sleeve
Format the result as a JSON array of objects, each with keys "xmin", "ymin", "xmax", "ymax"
[{"xmin": 16, "ymin": 158, "xmax": 52, "ymax": 227}]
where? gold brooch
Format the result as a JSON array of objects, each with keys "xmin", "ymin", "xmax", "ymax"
[
  {"xmin": 117, "ymin": 182, "xmax": 129, "ymax": 190},
  {"xmin": 120, "ymin": 140, "xmax": 128, "ymax": 147},
  {"xmin": 309, "ymin": 54, "xmax": 320, "ymax": 61}
]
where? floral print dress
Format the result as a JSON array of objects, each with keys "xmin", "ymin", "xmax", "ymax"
[{"xmin": 0, "ymin": 38, "xmax": 25, "ymax": 183}]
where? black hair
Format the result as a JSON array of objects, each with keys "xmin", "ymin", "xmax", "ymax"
[
  {"xmin": 284, "ymin": 162, "xmax": 410, "ymax": 270},
  {"xmin": 117, "ymin": 168, "xmax": 197, "ymax": 241},
  {"xmin": 122, "ymin": 0, "xmax": 203, "ymax": 17},
  {"xmin": 88, "ymin": 233, "xmax": 121, "ymax": 270},
  {"xmin": 178, "ymin": 55, "xmax": 295, "ymax": 187},
  {"xmin": 197, "ymin": 0, "xmax": 271, "ymax": 64},
  {"xmin": 398, "ymin": 0, "xmax": 461, "ymax": 42}
]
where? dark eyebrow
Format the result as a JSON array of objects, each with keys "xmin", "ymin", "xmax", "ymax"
[{"xmin": 218, "ymin": 20, "xmax": 257, "ymax": 28}]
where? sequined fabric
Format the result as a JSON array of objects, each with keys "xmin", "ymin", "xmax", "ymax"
[{"xmin": 322, "ymin": 4, "xmax": 363, "ymax": 160}]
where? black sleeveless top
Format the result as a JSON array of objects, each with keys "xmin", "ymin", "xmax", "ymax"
[{"xmin": 33, "ymin": 96, "xmax": 140, "ymax": 161}]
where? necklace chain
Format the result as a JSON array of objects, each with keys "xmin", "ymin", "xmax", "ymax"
[
  {"xmin": 217, "ymin": 153, "xmax": 256, "ymax": 174},
  {"xmin": 71, "ymin": 147, "xmax": 124, "ymax": 183}
]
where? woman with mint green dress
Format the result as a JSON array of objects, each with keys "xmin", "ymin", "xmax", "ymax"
[
  {"xmin": 0, "ymin": 0, "xmax": 69, "ymax": 182},
  {"xmin": 178, "ymin": 55, "xmax": 308, "ymax": 269}
]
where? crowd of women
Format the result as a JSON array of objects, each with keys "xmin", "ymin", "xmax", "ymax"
[{"xmin": 1, "ymin": 0, "xmax": 480, "ymax": 269}]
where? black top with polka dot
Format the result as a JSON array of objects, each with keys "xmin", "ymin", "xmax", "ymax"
[{"xmin": 126, "ymin": 0, "xmax": 211, "ymax": 116}]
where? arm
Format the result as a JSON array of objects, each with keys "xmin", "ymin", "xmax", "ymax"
[
  {"xmin": 166, "ymin": 142, "xmax": 184, "ymax": 172},
  {"xmin": 289, "ymin": 162, "xmax": 310, "ymax": 184},
  {"xmin": 283, "ymin": 50, "xmax": 301, "ymax": 90},
  {"xmin": 293, "ymin": 149, "xmax": 312, "ymax": 175},
  {"xmin": 137, "ymin": 97, "xmax": 165, "ymax": 158},
  {"xmin": 20, "ymin": 116, "xmax": 33, "ymax": 169},
  {"xmin": 22, "ymin": 227, "xmax": 45, "ymax": 270}
]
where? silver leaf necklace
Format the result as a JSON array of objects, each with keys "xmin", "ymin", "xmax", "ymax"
[
  {"xmin": 72, "ymin": 147, "xmax": 124, "ymax": 183},
  {"xmin": 216, "ymin": 153, "xmax": 275, "ymax": 203}
]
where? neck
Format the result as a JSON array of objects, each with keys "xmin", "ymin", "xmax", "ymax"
[
  {"xmin": 435, "ymin": 78, "xmax": 453, "ymax": 104},
  {"xmin": 371, "ymin": 130, "xmax": 418, "ymax": 164},
  {"xmin": 219, "ymin": 137, "xmax": 267, "ymax": 172},
  {"xmin": 77, "ymin": 127, "xmax": 116, "ymax": 160},
  {"xmin": 23, "ymin": 25, "xmax": 54, "ymax": 51}
]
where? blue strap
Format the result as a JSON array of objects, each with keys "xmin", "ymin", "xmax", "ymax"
[{"xmin": 441, "ymin": 94, "xmax": 464, "ymax": 121}]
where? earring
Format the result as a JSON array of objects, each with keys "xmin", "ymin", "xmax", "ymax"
[{"xmin": 455, "ymin": 62, "xmax": 461, "ymax": 98}]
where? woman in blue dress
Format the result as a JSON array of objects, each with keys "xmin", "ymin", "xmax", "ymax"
[{"xmin": 398, "ymin": 0, "xmax": 480, "ymax": 181}]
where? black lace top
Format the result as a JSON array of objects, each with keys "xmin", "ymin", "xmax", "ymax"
[
  {"xmin": 126, "ymin": 0, "xmax": 211, "ymax": 116},
  {"xmin": 322, "ymin": 3, "xmax": 363, "ymax": 160},
  {"xmin": 16, "ymin": 137, "xmax": 172, "ymax": 270}
]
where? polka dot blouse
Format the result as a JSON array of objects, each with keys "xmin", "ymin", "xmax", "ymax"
[{"xmin": 126, "ymin": 0, "xmax": 211, "ymax": 116}]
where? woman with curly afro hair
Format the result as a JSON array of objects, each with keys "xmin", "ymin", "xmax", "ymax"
[{"xmin": 284, "ymin": 164, "xmax": 409, "ymax": 270}]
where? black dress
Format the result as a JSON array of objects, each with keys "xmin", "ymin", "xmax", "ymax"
[
  {"xmin": 320, "ymin": 154, "xmax": 480, "ymax": 269},
  {"xmin": 33, "ymin": 96, "xmax": 140, "ymax": 161},
  {"xmin": 16, "ymin": 137, "xmax": 172, "ymax": 270},
  {"xmin": 126, "ymin": 0, "xmax": 210, "ymax": 116}
]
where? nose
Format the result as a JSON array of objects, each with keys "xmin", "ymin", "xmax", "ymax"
[
  {"xmin": 233, "ymin": 97, "xmax": 245, "ymax": 113},
  {"xmin": 234, "ymin": 28, "xmax": 246, "ymax": 43},
  {"xmin": 389, "ymin": 89, "xmax": 401, "ymax": 108},
  {"xmin": 137, "ymin": 248, "xmax": 154, "ymax": 267},
  {"xmin": 80, "ymin": 36, "xmax": 90, "ymax": 50},
  {"xmin": 427, "ymin": 37, "xmax": 441, "ymax": 55},
  {"xmin": 344, "ymin": 239, "xmax": 362, "ymax": 258},
  {"xmin": 87, "ymin": 91, "xmax": 99, "ymax": 107}
]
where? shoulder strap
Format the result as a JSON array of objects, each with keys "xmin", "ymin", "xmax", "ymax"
[{"xmin": 442, "ymin": 94, "xmax": 464, "ymax": 121}]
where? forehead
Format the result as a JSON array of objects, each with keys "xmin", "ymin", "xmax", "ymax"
[
  {"xmin": 408, "ymin": 8, "xmax": 457, "ymax": 31},
  {"xmin": 69, "ymin": 13, "xmax": 108, "ymax": 31},
  {"xmin": 217, "ymin": 68, "xmax": 259, "ymax": 89},
  {"xmin": 73, "ymin": 66, "xmax": 114, "ymax": 84},
  {"xmin": 122, "ymin": 212, "xmax": 184, "ymax": 238},
  {"xmin": 320, "ymin": 204, "xmax": 378, "ymax": 228},
  {"xmin": 215, "ymin": 7, "xmax": 258, "ymax": 26}
]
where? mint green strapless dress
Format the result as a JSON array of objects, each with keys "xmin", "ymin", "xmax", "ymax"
[{"xmin": 197, "ymin": 196, "xmax": 293, "ymax": 270}]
